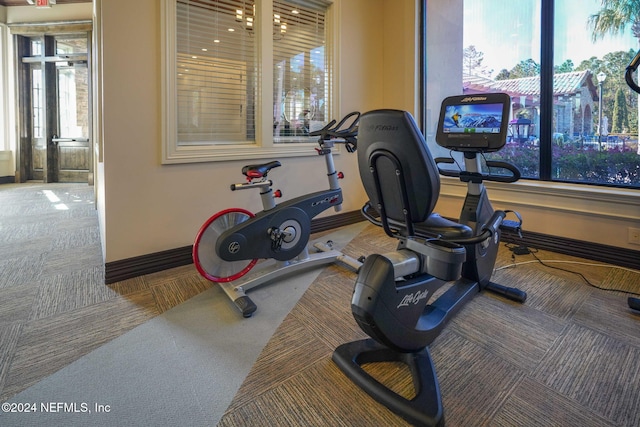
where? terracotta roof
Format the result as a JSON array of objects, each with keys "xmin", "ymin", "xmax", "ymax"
[{"xmin": 463, "ymin": 70, "xmax": 597, "ymax": 99}]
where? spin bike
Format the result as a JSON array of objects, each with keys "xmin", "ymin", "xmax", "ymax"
[
  {"xmin": 625, "ymin": 49, "xmax": 640, "ymax": 313},
  {"xmin": 333, "ymin": 94, "xmax": 527, "ymax": 426},
  {"xmin": 193, "ymin": 112, "xmax": 362, "ymax": 317}
]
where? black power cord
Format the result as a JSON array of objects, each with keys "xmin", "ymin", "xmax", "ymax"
[{"xmin": 503, "ymin": 241, "xmax": 640, "ymax": 303}]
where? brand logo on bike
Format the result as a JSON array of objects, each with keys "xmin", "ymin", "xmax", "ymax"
[
  {"xmin": 397, "ymin": 290, "xmax": 429, "ymax": 308},
  {"xmin": 461, "ymin": 96, "xmax": 487, "ymax": 102},
  {"xmin": 368, "ymin": 124, "xmax": 398, "ymax": 132},
  {"xmin": 228, "ymin": 241, "xmax": 240, "ymax": 254},
  {"xmin": 311, "ymin": 195, "xmax": 339, "ymax": 207}
]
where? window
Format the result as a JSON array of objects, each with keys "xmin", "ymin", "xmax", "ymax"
[
  {"xmin": 273, "ymin": 1, "xmax": 329, "ymax": 142},
  {"xmin": 162, "ymin": 0, "xmax": 335, "ymax": 163},
  {"xmin": 424, "ymin": 0, "xmax": 640, "ymax": 188}
]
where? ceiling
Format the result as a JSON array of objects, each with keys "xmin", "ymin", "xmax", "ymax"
[{"xmin": 0, "ymin": 0, "xmax": 91, "ymax": 6}]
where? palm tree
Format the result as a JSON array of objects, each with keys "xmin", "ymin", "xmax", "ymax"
[
  {"xmin": 588, "ymin": 0, "xmax": 640, "ymax": 41},
  {"xmin": 589, "ymin": 0, "xmax": 640, "ymax": 153}
]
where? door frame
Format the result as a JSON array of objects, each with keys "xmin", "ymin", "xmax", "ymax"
[{"xmin": 12, "ymin": 24, "xmax": 92, "ymax": 184}]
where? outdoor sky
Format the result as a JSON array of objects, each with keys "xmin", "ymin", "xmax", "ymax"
[{"xmin": 463, "ymin": 0, "xmax": 638, "ymax": 77}]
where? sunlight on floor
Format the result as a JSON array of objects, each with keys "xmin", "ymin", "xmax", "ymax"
[{"xmin": 42, "ymin": 189, "xmax": 69, "ymax": 210}]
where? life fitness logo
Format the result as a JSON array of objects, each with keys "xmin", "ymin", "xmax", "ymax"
[
  {"xmin": 228, "ymin": 241, "xmax": 240, "ymax": 254},
  {"xmin": 397, "ymin": 290, "xmax": 429, "ymax": 308},
  {"xmin": 311, "ymin": 195, "xmax": 340, "ymax": 207}
]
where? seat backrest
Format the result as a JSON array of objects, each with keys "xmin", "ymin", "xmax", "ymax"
[{"xmin": 357, "ymin": 109, "xmax": 440, "ymax": 227}]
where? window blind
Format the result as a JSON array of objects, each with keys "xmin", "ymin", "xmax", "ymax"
[
  {"xmin": 273, "ymin": 0, "xmax": 330, "ymax": 141},
  {"xmin": 176, "ymin": 0, "xmax": 257, "ymax": 145}
]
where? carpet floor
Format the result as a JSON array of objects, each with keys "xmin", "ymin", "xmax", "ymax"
[
  {"xmin": 1, "ymin": 182, "xmax": 640, "ymax": 426},
  {"xmin": 219, "ymin": 225, "xmax": 640, "ymax": 426}
]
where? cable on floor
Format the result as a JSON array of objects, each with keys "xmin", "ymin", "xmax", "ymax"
[{"xmin": 497, "ymin": 241, "xmax": 640, "ymax": 298}]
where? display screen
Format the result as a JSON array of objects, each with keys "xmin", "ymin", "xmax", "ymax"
[{"xmin": 442, "ymin": 103, "xmax": 503, "ymax": 134}]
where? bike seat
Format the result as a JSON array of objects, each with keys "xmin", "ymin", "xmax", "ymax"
[
  {"xmin": 362, "ymin": 203, "xmax": 472, "ymax": 239},
  {"xmin": 242, "ymin": 161, "xmax": 281, "ymax": 179}
]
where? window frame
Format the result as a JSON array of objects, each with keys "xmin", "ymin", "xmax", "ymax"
[
  {"xmin": 161, "ymin": 0, "xmax": 338, "ymax": 164},
  {"xmin": 422, "ymin": 0, "xmax": 640, "ymax": 190}
]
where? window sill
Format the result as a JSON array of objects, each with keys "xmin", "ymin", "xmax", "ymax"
[
  {"xmin": 162, "ymin": 142, "xmax": 337, "ymax": 164},
  {"xmin": 440, "ymin": 177, "xmax": 640, "ymax": 221}
]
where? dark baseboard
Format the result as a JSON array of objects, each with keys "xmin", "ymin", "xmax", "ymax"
[
  {"xmin": 310, "ymin": 209, "xmax": 364, "ymax": 234},
  {"xmin": 105, "ymin": 210, "xmax": 640, "ymax": 284},
  {"xmin": 105, "ymin": 246, "xmax": 194, "ymax": 284},
  {"xmin": 501, "ymin": 229, "xmax": 640, "ymax": 271},
  {"xmin": 0, "ymin": 176, "xmax": 15, "ymax": 184}
]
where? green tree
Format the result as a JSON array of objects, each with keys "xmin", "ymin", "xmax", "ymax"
[
  {"xmin": 555, "ymin": 59, "xmax": 575, "ymax": 73},
  {"xmin": 463, "ymin": 45, "xmax": 483, "ymax": 74},
  {"xmin": 509, "ymin": 58, "xmax": 540, "ymax": 78},
  {"xmin": 575, "ymin": 56, "xmax": 604, "ymax": 73},
  {"xmin": 463, "ymin": 45, "xmax": 492, "ymax": 76},
  {"xmin": 612, "ymin": 87, "xmax": 630, "ymax": 132},
  {"xmin": 495, "ymin": 69, "xmax": 510, "ymax": 80},
  {"xmin": 589, "ymin": 1, "xmax": 640, "ymax": 137},
  {"xmin": 575, "ymin": 51, "xmax": 638, "ymax": 134}
]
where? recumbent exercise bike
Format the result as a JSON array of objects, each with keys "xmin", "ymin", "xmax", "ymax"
[
  {"xmin": 192, "ymin": 113, "xmax": 362, "ymax": 317},
  {"xmin": 333, "ymin": 93, "xmax": 527, "ymax": 426}
]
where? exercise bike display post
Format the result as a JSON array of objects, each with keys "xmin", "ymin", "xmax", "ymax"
[
  {"xmin": 193, "ymin": 113, "xmax": 362, "ymax": 318},
  {"xmin": 625, "ymin": 49, "xmax": 640, "ymax": 313},
  {"xmin": 333, "ymin": 94, "xmax": 527, "ymax": 426}
]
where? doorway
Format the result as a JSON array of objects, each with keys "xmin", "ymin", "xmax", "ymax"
[{"xmin": 17, "ymin": 33, "xmax": 92, "ymax": 184}]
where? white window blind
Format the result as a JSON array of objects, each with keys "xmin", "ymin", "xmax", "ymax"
[
  {"xmin": 164, "ymin": 0, "xmax": 335, "ymax": 162},
  {"xmin": 176, "ymin": 0, "xmax": 257, "ymax": 146}
]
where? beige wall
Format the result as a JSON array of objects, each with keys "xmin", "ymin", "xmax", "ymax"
[
  {"xmin": 4, "ymin": 3, "xmax": 92, "ymax": 23},
  {"xmin": 8, "ymin": 0, "xmax": 636, "ymax": 263},
  {"xmin": 96, "ymin": 0, "xmax": 640, "ymax": 262},
  {"xmin": 98, "ymin": 0, "xmax": 410, "ymax": 262}
]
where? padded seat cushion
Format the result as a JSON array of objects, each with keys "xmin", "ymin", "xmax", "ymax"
[
  {"xmin": 362, "ymin": 202, "xmax": 472, "ymax": 239},
  {"xmin": 416, "ymin": 213, "xmax": 473, "ymax": 239}
]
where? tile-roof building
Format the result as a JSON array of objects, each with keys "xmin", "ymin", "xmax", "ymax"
[{"xmin": 463, "ymin": 71, "xmax": 599, "ymax": 143}]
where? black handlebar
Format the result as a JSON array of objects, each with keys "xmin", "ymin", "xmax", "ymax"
[
  {"xmin": 625, "ymin": 50, "xmax": 640, "ymax": 94},
  {"xmin": 308, "ymin": 112, "xmax": 360, "ymax": 152},
  {"xmin": 435, "ymin": 157, "xmax": 520, "ymax": 183},
  {"xmin": 327, "ymin": 111, "xmax": 360, "ymax": 138},
  {"xmin": 308, "ymin": 119, "xmax": 337, "ymax": 137}
]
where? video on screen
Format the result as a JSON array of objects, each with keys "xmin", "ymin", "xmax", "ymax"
[{"xmin": 442, "ymin": 103, "xmax": 503, "ymax": 134}]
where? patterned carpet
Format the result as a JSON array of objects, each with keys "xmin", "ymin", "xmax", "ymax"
[
  {"xmin": 2, "ymin": 183, "xmax": 640, "ymax": 427},
  {"xmin": 220, "ymin": 224, "xmax": 640, "ymax": 427},
  {"xmin": 0, "ymin": 183, "xmax": 213, "ymax": 401}
]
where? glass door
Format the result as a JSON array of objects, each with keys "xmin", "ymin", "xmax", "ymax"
[
  {"xmin": 18, "ymin": 33, "xmax": 91, "ymax": 183},
  {"xmin": 53, "ymin": 57, "xmax": 90, "ymax": 183}
]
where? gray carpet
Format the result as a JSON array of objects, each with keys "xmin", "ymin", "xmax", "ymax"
[{"xmin": 0, "ymin": 222, "xmax": 368, "ymax": 427}]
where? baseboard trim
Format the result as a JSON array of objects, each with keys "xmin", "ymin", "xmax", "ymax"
[
  {"xmin": 105, "ymin": 246, "xmax": 194, "ymax": 284},
  {"xmin": 0, "ymin": 176, "xmax": 15, "ymax": 184},
  {"xmin": 105, "ymin": 210, "xmax": 640, "ymax": 284},
  {"xmin": 501, "ymin": 229, "xmax": 640, "ymax": 271}
]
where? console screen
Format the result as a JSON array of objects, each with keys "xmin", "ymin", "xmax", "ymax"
[
  {"xmin": 436, "ymin": 93, "xmax": 510, "ymax": 152},
  {"xmin": 442, "ymin": 103, "xmax": 503, "ymax": 135}
]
